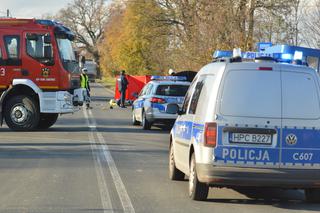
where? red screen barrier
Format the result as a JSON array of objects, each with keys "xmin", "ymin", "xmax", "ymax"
[{"xmin": 114, "ymin": 75, "xmax": 151, "ymax": 101}]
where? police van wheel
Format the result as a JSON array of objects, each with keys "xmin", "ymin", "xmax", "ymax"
[
  {"xmin": 37, "ymin": 113, "xmax": 59, "ymax": 129},
  {"xmin": 4, "ymin": 95, "xmax": 40, "ymax": 131},
  {"xmin": 305, "ymin": 189, "xmax": 320, "ymax": 203},
  {"xmin": 132, "ymin": 111, "xmax": 140, "ymax": 125},
  {"xmin": 142, "ymin": 111, "xmax": 151, "ymax": 130},
  {"xmin": 189, "ymin": 153, "xmax": 209, "ymax": 201},
  {"xmin": 169, "ymin": 144, "xmax": 185, "ymax": 181}
]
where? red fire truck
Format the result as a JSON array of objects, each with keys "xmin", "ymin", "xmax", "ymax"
[{"xmin": 0, "ymin": 19, "xmax": 85, "ymax": 131}]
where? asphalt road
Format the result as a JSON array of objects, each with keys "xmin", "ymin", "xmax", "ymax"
[{"xmin": 0, "ymin": 83, "xmax": 319, "ymax": 213}]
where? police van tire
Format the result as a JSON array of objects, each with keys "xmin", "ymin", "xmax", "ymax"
[
  {"xmin": 37, "ymin": 113, "xmax": 59, "ymax": 129},
  {"xmin": 142, "ymin": 111, "xmax": 151, "ymax": 130},
  {"xmin": 189, "ymin": 153, "xmax": 209, "ymax": 201},
  {"xmin": 169, "ymin": 144, "xmax": 185, "ymax": 180},
  {"xmin": 305, "ymin": 189, "xmax": 320, "ymax": 203},
  {"xmin": 4, "ymin": 95, "xmax": 40, "ymax": 131},
  {"xmin": 132, "ymin": 111, "xmax": 140, "ymax": 125}
]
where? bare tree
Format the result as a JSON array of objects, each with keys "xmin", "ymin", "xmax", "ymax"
[
  {"xmin": 56, "ymin": 0, "xmax": 109, "ymax": 77},
  {"xmin": 303, "ymin": 0, "xmax": 320, "ymax": 48}
]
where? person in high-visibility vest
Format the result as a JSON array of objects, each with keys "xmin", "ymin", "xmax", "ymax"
[{"xmin": 80, "ymin": 68, "xmax": 91, "ymax": 109}]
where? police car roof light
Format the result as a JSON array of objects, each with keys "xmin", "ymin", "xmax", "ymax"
[
  {"xmin": 293, "ymin": 51, "xmax": 303, "ymax": 60},
  {"xmin": 233, "ymin": 48, "xmax": 242, "ymax": 58},
  {"xmin": 151, "ymin": 76, "xmax": 187, "ymax": 81}
]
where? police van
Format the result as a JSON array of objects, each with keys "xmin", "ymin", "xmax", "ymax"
[
  {"xmin": 132, "ymin": 76, "xmax": 190, "ymax": 130},
  {"xmin": 168, "ymin": 53, "xmax": 320, "ymax": 202}
]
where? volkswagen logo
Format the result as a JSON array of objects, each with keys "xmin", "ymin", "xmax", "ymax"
[{"xmin": 286, "ymin": 134, "xmax": 297, "ymax": 145}]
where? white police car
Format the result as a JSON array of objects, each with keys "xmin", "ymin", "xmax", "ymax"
[
  {"xmin": 132, "ymin": 76, "xmax": 190, "ymax": 130},
  {"xmin": 168, "ymin": 56, "xmax": 320, "ymax": 202}
]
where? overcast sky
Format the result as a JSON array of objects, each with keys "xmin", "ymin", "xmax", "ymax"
[{"xmin": 1, "ymin": 0, "xmax": 73, "ymax": 18}]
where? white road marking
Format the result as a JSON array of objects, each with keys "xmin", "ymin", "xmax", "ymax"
[
  {"xmin": 83, "ymin": 109, "xmax": 114, "ymax": 213},
  {"xmin": 88, "ymin": 109, "xmax": 135, "ymax": 213}
]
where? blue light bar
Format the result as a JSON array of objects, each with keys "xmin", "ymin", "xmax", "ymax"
[
  {"xmin": 213, "ymin": 50, "xmax": 233, "ymax": 58},
  {"xmin": 151, "ymin": 76, "xmax": 187, "ymax": 81},
  {"xmin": 36, "ymin": 19, "xmax": 55, "ymax": 26}
]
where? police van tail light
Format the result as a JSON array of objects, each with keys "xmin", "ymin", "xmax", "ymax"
[
  {"xmin": 204, "ymin": 122, "xmax": 217, "ymax": 147},
  {"xmin": 150, "ymin": 97, "xmax": 166, "ymax": 104}
]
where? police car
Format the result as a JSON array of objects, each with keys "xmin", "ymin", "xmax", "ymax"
[
  {"xmin": 132, "ymin": 76, "xmax": 190, "ymax": 130},
  {"xmin": 168, "ymin": 51, "xmax": 320, "ymax": 202}
]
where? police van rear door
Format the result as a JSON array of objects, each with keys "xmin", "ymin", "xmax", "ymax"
[
  {"xmin": 215, "ymin": 64, "xmax": 282, "ymax": 168},
  {"xmin": 280, "ymin": 68, "xmax": 320, "ymax": 169}
]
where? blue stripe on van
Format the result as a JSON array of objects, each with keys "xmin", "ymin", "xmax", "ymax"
[{"xmin": 281, "ymin": 128, "xmax": 320, "ymax": 166}]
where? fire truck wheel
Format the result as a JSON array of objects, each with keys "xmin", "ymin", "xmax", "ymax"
[
  {"xmin": 4, "ymin": 95, "xmax": 40, "ymax": 131},
  {"xmin": 37, "ymin": 113, "xmax": 59, "ymax": 129}
]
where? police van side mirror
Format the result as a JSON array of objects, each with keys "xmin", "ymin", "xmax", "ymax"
[{"xmin": 166, "ymin": 104, "xmax": 180, "ymax": 114}]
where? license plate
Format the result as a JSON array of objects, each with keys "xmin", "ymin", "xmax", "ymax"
[{"xmin": 229, "ymin": 133, "xmax": 272, "ymax": 145}]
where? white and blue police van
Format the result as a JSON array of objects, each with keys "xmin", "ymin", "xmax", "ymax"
[
  {"xmin": 132, "ymin": 76, "xmax": 190, "ymax": 130},
  {"xmin": 168, "ymin": 50, "xmax": 320, "ymax": 202}
]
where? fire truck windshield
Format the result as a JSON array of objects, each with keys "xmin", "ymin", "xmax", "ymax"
[{"xmin": 56, "ymin": 38, "xmax": 79, "ymax": 73}]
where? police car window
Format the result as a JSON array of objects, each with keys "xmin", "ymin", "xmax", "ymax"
[
  {"xmin": 181, "ymin": 77, "xmax": 197, "ymax": 114},
  {"xmin": 140, "ymin": 84, "xmax": 150, "ymax": 96},
  {"xmin": 145, "ymin": 84, "xmax": 153, "ymax": 95},
  {"xmin": 156, "ymin": 85, "xmax": 189, "ymax": 97},
  {"xmin": 189, "ymin": 77, "xmax": 205, "ymax": 114},
  {"xmin": 4, "ymin": 35, "xmax": 20, "ymax": 59},
  {"xmin": 282, "ymin": 72, "xmax": 320, "ymax": 119}
]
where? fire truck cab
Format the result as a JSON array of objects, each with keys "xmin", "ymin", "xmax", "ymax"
[{"xmin": 0, "ymin": 19, "xmax": 84, "ymax": 131}]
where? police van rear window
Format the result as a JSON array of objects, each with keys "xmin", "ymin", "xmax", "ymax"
[
  {"xmin": 156, "ymin": 85, "xmax": 189, "ymax": 97},
  {"xmin": 220, "ymin": 70, "xmax": 282, "ymax": 118}
]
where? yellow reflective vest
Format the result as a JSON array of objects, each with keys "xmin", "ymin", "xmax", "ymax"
[{"xmin": 80, "ymin": 74, "xmax": 89, "ymax": 89}]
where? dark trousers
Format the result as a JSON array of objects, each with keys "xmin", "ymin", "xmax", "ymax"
[{"xmin": 120, "ymin": 89, "xmax": 126, "ymax": 106}]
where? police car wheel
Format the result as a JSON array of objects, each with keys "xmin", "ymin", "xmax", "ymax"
[
  {"xmin": 169, "ymin": 144, "xmax": 185, "ymax": 181},
  {"xmin": 189, "ymin": 153, "xmax": 209, "ymax": 201},
  {"xmin": 4, "ymin": 95, "xmax": 40, "ymax": 131},
  {"xmin": 305, "ymin": 189, "xmax": 320, "ymax": 203},
  {"xmin": 142, "ymin": 111, "xmax": 151, "ymax": 130},
  {"xmin": 132, "ymin": 111, "xmax": 140, "ymax": 125}
]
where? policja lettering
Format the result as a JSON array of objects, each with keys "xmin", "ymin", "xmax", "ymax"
[{"xmin": 222, "ymin": 148, "xmax": 270, "ymax": 161}]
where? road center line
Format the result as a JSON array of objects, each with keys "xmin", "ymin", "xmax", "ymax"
[
  {"xmin": 83, "ymin": 109, "xmax": 114, "ymax": 213},
  {"xmin": 86, "ymin": 109, "xmax": 135, "ymax": 213}
]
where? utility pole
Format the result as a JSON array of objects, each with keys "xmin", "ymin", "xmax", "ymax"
[{"xmin": 7, "ymin": 9, "xmax": 9, "ymax": 17}]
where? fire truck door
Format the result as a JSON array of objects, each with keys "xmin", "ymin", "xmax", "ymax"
[{"xmin": 2, "ymin": 34, "xmax": 22, "ymax": 87}]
